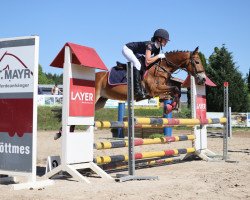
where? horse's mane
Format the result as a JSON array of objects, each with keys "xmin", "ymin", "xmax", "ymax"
[{"xmin": 165, "ymin": 50, "xmax": 190, "ymax": 55}]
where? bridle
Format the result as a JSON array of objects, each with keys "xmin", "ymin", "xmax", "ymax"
[{"xmin": 156, "ymin": 51, "xmax": 202, "ymax": 77}]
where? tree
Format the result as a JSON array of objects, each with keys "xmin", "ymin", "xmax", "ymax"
[
  {"xmin": 38, "ymin": 65, "xmax": 63, "ymax": 84},
  {"xmin": 199, "ymin": 52, "xmax": 208, "ymax": 68},
  {"xmin": 38, "ymin": 65, "xmax": 52, "ymax": 84},
  {"xmin": 247, "ymin": 68, "xmax": 250, "ymax": 92},
  {"xmin": 205, "ymin": 45, "xmax": 248, "ymax": 112}
]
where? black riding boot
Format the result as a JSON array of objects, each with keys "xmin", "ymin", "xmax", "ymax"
[{"xmin": 133, "ymin": 67, "xmax": 146, "ymax": 101}]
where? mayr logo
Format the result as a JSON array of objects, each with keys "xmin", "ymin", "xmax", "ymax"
[
  {"xmin": 0, "ymin": 51, "xmax": 33, "ymax": 80},
  {"xmin": 71, "ymin": 91, "xmax": 94, "ymax": 102}
]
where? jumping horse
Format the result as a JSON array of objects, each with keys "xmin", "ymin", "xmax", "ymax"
[
  {"xmin": 95, "ymin": 47, "xmax": 206, "ymax": 110},
  {"xmin": 54, "ymin": 47, "xmax": 206, "ymax": 140}
]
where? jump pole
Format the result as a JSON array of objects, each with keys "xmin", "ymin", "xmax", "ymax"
[{"xmin": 223, "ymin": 82, "xmax": 229, "ymax": 160}]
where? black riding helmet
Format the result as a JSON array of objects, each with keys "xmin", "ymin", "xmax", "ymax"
[{"xmin": 151, "ymin": 29, "xmax": 170, "ymax": 42}]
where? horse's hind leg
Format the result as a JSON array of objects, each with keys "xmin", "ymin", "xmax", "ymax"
[{"xmin": 95, "ymin": 97, "xmax": 108, "ymax": 110}]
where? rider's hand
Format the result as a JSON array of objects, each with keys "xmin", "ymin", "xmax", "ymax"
[{"xmin": 158, "ymin": 53, "xmax": 165, "ymax": 59}]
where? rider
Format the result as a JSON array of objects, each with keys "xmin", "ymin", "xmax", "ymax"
[{"xmin": 122, "ymin": 28, "xmax": 170, "ymax": 100}]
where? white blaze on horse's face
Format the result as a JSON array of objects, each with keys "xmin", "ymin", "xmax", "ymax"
[{"xmin": 196, "ymin": 72, "xmax": 206, "ymax": 85}]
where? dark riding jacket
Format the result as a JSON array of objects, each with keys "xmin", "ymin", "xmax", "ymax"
[{"xmin": 126, "ymin": 41, "xmax": 160, "ymax": 58}]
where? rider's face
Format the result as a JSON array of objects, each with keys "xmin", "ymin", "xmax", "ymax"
[
  {"xmin": 161, "ymin": 38, "xmax": 167, "ymax": 47},
  {"xmin": 157, "ymin": 38, "xmax": 167, "ymax": 47}
]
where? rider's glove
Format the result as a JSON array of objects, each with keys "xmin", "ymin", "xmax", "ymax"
[{"xmin": 158, "ymin": 53, "xmax": 165, "ymax": 59}]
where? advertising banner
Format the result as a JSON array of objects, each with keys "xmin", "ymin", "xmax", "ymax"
[
  {"xmin": 69, "ymin": 78, "xmax": 95, "ymax": 116},
  {"xmin": 0, "ymin": 36, "xmax": 38, "ymax": 173},
  {"xmin": 196, "ymin": 95, "xmax": 207, "ymax": 122}
]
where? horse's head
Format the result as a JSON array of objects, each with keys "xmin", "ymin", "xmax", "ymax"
[
  {"xmin": 162, "ymin": 47, "xmax": 206, "ymax": 85},
  {"xmin": 185, "ymin": 47, "xmax": 206, "ymax": 85}
]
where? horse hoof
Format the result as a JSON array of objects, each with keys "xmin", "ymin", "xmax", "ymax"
[{"xmin": 54, "ymin": 132, "xmax": 61, "ymax": 140}]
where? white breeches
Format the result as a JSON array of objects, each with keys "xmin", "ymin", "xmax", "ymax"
[{"xmin": 122, "ymin": 45, "xmax": 141, "ymax": 70}]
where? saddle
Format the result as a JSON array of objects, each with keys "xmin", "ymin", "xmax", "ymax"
[
  {"xmin": 108, "ymin": 65, "xmax": 127, "ymax": 85},
  {"xmin": 108, "ymin": 56, "xmax": 146, "ymax": 86}
]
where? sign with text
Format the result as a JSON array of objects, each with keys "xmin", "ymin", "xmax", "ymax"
[
  {"xmin": 0, "ymin": 36, "xmax": 38, "ymax": 173},
  {"xmin": 69, "ymin": 78, "xmax": 95, "ymax": 117},
  {"xmin": 196, "ymin": 95, "xmax": 207, "ymax": 122}
]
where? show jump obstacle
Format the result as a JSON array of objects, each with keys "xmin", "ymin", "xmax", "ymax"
[
  {"xmin": 46, "ymin": 42, "xmax": 229, "ymax": 183},
  {"xmin": 94, "ymin": 63, "xmax": 229, "ymax": 181},
  {"xmin": 95, "ymin": 77, "xmax": 229, "ymax": 163},
  {"xmin": 0, "ymin": 38, "xmax": 229, "ymax": 187},
  {"xmin": 46, "ymin": 43, "xmax": 113, "ymax": 183},
  {"xmin": 0, "ymin": 36, "xmax": 53, "ymax": 190}
]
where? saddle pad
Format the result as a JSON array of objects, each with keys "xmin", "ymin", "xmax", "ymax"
[{"xmin": 108, "ymin": 67, "xmax": 127, "ymax": 85}]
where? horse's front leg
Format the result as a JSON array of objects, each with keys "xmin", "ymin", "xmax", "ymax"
[
  {"xmin": 156, "ymin": 85, "xmax": 181, "ymax": 110},
  {"xmin": 153, "ymin": 84, "xmax": 178, "ymax": 96}
]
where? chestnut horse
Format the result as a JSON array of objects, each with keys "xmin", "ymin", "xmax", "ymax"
[
  {"xmin": 54, "ymin": 47, "xmax": 206, "ymax": 140},
  {"xmin": 95, "ymin": 47, "xmax": 206, "ymax": 110}
]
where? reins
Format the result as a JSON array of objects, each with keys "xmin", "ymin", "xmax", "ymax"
[
  {"xmin": 148, "ymin": 50, "xmax": 204, "ymax": 87},
  {"xmin": 156, "ymin": 51, "xmax": 200, "ymax": 76}
]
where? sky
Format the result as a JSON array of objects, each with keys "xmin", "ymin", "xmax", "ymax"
[{"xmin": 1, "ymin": 0, "xmax": 250, "ymax": 80}]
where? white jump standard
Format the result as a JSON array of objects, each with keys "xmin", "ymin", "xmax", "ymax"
[{"xmin": 46, "ymin": 43, "xmax": 112, "ymax": 183}]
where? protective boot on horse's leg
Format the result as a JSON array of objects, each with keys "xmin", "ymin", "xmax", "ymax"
[{"xmin": 133, "ymin": 67, "xmax": 146, "ymax": 101}]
